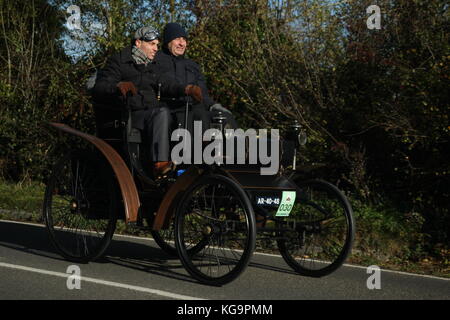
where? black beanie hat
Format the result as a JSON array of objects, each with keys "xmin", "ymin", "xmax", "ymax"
[{"xmin": 163, "ymin": 23, "xmax": 188, "ymax": 46}]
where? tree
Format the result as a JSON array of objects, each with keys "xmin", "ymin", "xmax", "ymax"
[
  {"xmin": 0, "ymin": 0, "xmax": 77, "ymax": 180},
  {"xmin": 334, "ymin": 0, "xmax": 449, "ymax": 247}
]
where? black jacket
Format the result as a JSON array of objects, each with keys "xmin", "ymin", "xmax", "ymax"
[
  {"xmin": 93, "ymin": 46, "xmax": 186, "ymax": 112},
  {"xmin": 154, "ymin": 49, "xmax": 216, "ymax": 107}
]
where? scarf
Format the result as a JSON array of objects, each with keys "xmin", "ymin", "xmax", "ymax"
[{"xmin": 132, "ymin": 46, "xmax": 152, "ymax": 65}]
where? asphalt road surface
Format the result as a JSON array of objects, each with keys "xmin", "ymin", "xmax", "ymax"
[{"xmin": 0, "ymin": 219, "xmax": 448, "ymax": 300}]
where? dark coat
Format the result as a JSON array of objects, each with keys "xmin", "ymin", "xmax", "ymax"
[
  {"xmin": 93, "ymin": 46, "xmax": 185, "ymax": 113},
  {"xmin": 154, "ymin": 49, "xmax": 216, "ymax": 108}
]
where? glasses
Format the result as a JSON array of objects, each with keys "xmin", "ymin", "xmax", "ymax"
[{"xmin": 140, "ymin": 30, "xmax": 159, "ymax": 42}]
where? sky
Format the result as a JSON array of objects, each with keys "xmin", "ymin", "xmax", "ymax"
[{"xmin": 59, "ymin": 0, "xmax": 351, "ymax": 62}]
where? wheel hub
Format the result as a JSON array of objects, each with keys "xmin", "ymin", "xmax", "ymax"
[
  {"xmin": 202, "ymin": 225, "xmax": 213, "ymax": 236},
  {"xmin": 70, "ymin": 199, "xmax": 89, "ymax": 214}
]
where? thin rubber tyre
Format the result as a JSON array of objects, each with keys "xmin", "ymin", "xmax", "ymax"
[
  {"xmin": 43, "ymin": 151, "xmax": 117, "ymax": 263},
  {"xmin": 151, "ymin": 216, "xmax": 206, "ymax": 257},
  {"xmin": 277, "ymin": 179, "xmax": 355, "ymax": 277},
  {"xmin": 175, "ymin": 174, "xmax": 256, "ymax": 286}
]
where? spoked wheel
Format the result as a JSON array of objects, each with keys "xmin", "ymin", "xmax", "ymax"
[
  {"xmin": 43, "ymin": 150, "xmax": 118, "ymax": 263},
  {"xmin": 175, "ymin": 174, "xmax": 256, "ymax": 286},
  {"xmin": 151, "ymin": 220, "xmax": 178, "ymax": 257},
  {"xmin": 277, "ymin": 179, "xmax": 355, "ymax": 277},
  {"xmin": 151, "ymin": 215, "xmax": 206, "ymax": 257}
]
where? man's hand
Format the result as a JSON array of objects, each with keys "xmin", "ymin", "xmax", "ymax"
[
  {"xmin": 117, "ymin": 81, "xmax": 138, "ymax": 97},
  {"xmin": 184, "ymin": 84, "xmax": 203, "ymax": 102}
]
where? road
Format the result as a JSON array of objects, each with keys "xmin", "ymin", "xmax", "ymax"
[{"xmin": 0, "ymin": 219, "xmax": 448, "ymax": 300}]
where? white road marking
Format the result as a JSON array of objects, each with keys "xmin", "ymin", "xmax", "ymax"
[
  {"xmin": 0, "ymin": 219, "xmax": 45, "ymax": 227},
  {"xmin": 0, "ymin": 262, "xmax": 205, "ymax": 300},
  {"xmin": 1, "ymin": 219, "xmax": 449, "ymax": 281}
]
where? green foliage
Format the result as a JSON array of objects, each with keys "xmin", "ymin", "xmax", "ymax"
[
  {"xmin": 0, "ymin": 179, "xmax": 44, "ymax": 214},
  {"xmin": 187, "ymin": 0, "xmax": 449, "ymax": 260},
  {"xmin": 351, "ymin": 198, "xmax": 428, "ymax": 262},
  {"xmin": 0, "ymin": 0, "xmax": 78, "ymax": 180},
  {"xmin": 0, "ymin": 0, "xmax": 448, "ymax": 269},
  {"xmin": 333, "ymin": 0, "xmax": 449, "ymax": 247}
]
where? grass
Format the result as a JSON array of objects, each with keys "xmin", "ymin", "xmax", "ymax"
[
  {"xmin": 348, "ymin": 198, "xmax": 450, "ymax": 278},
  {"xmin": 0, "ymin": 178, "xmax": 448, "ymax": 278},
  {"xmin": 0, "ymin": 179, "xmax": 45, "ymax": 222}
]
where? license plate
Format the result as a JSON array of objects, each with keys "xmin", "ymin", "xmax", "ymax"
[{"xmin": 255, "ymin": 196, "xmax": 280, "ymax": 207}]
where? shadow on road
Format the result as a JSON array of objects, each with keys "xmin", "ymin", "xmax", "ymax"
[
  {"xmin": 0, "ymin": 220, "xmax": 198, "ymax": 284},
  {"xmin": 101, "ymin": 236, "xmax": 200, "ymax": 284},
  {"xmin": 0, "ymin": 221, "xmax": 65, "ymax": 261},
  {"xmin": 0, "ymin": 220, "xmax": 298, "ymax": 284}
]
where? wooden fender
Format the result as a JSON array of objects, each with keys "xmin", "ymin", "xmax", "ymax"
[
  {"xmin": 152, "ymin": 166, "xmax": 203, "ymax": 231},
  {"xmin": 49, "ymin": 122, "xmax": 140, "ymax": 224}
]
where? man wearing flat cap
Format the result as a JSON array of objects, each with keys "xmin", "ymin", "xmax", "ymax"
[
  {"xmin": 93, "ymin": 26, "xmax": 202, "ymax": 176},
  {"xmin": 155, "ymin": 23, "xmax": 237, "ymax": 133}
]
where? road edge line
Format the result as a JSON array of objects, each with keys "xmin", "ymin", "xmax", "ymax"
[
  {"xmin": 1, "ymin": 219, "xmax": 448, "ymax": 281},
  {"xmin": 0, "ymin": 261, "xmax": 206, "ymax": 300}
]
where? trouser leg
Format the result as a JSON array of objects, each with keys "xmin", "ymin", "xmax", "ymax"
[
  {"xmin": 143, "ymin": 107, "xmax": 172, "ymax": 162},
  {"xmin": 191, "ymin": 104, "xmax": 211, "ymax": 130},
  {"xmin": 174, "ymin": 103, "xmax": 209, "ymax": 133}
]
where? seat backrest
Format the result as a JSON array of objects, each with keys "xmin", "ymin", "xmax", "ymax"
[
  {"xmin": 92, "ymin": 101, "xmax": 153, "ymax": 183},
  {"xmin": 93, "ymin": 102, "xmax": 125, "ymax": 140}
]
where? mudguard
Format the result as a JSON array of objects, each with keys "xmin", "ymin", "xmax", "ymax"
[
  {"xmin": 49, "ymin": 122, "xmax": 140, "ymax": 224},
  {"xmin": 152, "ymin": 166, "xmax": 203, "ymax": 231}
]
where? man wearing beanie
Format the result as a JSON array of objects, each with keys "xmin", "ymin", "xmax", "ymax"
[
  {"xmin": 93, "ymin": 26, "xmax": 203, "ymax": 177},
  {"xmin": 155, "ymin": 22, "xmax": 237, "ymax": 133}
]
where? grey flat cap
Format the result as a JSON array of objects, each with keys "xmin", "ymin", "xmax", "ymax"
[{"xmin": 134, "ymin": 26, "xmax": 159, "ymax": 41}]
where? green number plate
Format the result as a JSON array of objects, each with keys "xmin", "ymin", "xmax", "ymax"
[{"xmin": 275, "ymin": 191, "xmax": 296, "ymax": 217}]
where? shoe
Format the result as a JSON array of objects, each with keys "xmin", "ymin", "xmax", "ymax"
[{"xmin": 153, "ymin": 161, "xmax": 175, "ymax": 178}]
